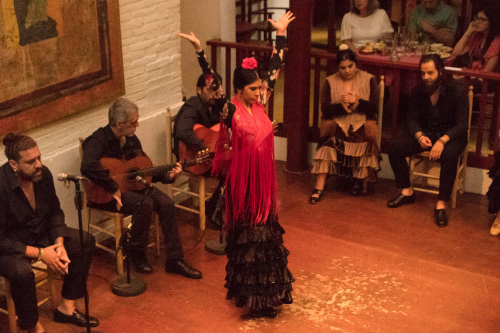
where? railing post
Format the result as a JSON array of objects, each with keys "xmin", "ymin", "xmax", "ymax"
[
  {"xmin": 284, "ymin": 0, "xmax": 313, "ymax": 173},
  {"xmin": 326, "ymin": 0, "xmax": 337, "ymax": 75}
]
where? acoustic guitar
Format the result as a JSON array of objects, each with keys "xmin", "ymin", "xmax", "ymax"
[
  {"xmin": 178, "ymin": 121, "xmax": 279, "ymax": 175},
  {"xmin": 87, "ymin": 150, "xmax": 212, "ymax": 204},
  {"xmin": 178, "ymin": 124, "xmax": 220, "ymax": 175}
]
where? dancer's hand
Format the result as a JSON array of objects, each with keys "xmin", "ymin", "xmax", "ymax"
[
  {"xmin": 177, "ymin": 32, "xmax": 202, "ymax": 52},
  {"xmin": 269, "ymin": 11, "xmax": 295, "ymax": 36}
]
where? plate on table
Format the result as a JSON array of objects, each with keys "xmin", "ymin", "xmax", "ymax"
[
  {"xmin": 359, "ymin": 46, "xmax": 375, "ymax": 55},
  {"xmin": 376, "ymin": 48, "xmax": 391, "ymax": 56},
  {"xmin": 441, "ymin": 46, "xmax": 453, "ymax": 53},
  {"xmin": 440, "ymin": 52, "xmax": 451, "ymax": 59}
]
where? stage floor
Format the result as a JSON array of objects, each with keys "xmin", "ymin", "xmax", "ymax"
[{"xmin": 2, "ymin": 161, "xmax": 499, "ymax": 332}]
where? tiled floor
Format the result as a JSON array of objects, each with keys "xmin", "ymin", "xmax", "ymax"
[{"xmin": 1, "ymin": 161, "xmax": 499, "ymax": 332}]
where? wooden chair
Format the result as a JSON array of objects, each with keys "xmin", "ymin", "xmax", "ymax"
[
  {"xmin": 78, "ymin": 138, "xmax": 160, "ymax": 275},
  {"xmin": 409, "ymin": 85, "xmax": 474, "ymax": 208},
  {"xmin": 165, "ymin": 107, "xmax": 212, "ymax": 231},
  {"xmin": 0, "ymin": 263, "xmax": 57, "ymax": 333}
]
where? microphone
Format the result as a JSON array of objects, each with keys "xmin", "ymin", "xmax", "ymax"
[
  {"xmin": 57, "ymin": 173, "xmax": 87, "ymax": 182},
  {"xmin": 135, "ymin": 176, "xmax": 151, "ymax": 187}
]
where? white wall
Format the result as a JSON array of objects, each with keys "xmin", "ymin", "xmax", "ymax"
[
  {"xmin": 0, "ymin": 0, "xmax": 184, "ymax": 228},
  {"xmin": 179, "ymin": 0, "xmax": 235, "ymax": 98}
]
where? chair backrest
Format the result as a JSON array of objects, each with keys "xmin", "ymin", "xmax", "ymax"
[
  {"xmin": 377, "ymin": 75, "xmax": 385, "ymax": 148},
  {"xmin": 467, "ymin": 84, "xmax": 473, "ymax": 140}
]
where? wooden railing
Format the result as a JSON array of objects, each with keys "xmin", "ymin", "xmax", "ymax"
[{"xmin": 207, "ymin": 38, "xmax": 500, "ymax": 169}]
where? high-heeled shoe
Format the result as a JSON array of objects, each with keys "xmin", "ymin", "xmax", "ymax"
[
  {"xmin": 309, "ymin": 189, "xmax": 324, "ymax": 204},
  {"xmin": 351, "ymin": 179, "xmax": 363, "ymax": 197}
]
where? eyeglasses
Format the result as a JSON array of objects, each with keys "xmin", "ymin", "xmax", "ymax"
[{"xmin": 474, "ymin": 15, "xmax": 489, "ymax": 23}]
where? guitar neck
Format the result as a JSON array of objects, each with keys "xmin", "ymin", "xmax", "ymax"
[{"xmin": 127, "ymin": 154, "xmax": 213, "ymax": 179}]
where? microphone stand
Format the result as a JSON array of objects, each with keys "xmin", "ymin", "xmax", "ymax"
[
  {"xmin": 71, "ymin": 180, "xmax": 101, "ymax": 333},
  {"xmin": 111, "ymin": 225, "xmax": 147, "ymax": 297},
  {"xmin": 205, "ymin": 185, "xmax": 226, "ymax": 255},
  {"xmin": 111, "ymin": 176, "xmax": 146, "ymax": 297}
]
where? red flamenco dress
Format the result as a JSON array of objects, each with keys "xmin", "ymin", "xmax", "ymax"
[{"xmin": 213, "ymin": 96, "xmax": 294, "ymax": 312}]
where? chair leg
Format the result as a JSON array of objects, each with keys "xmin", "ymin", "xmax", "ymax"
[
  {"xmin": 114, "ymin": 214, "xmax": 124, "ymax": 275},
  {"xmin": 47, "ymin": 270, "xmax": 57, "ymax": 309},
  {"xmin": 199, "ymin": 176, "xmax": 206, "ymax": 231},
  {"xmin": 5, "ymin": 281, "xmax": 17, "ymax": 333},
  {"xmin": 409, "ymin": 156, "xmax": 415, "ymax": 185},
  {"xmin": 154, "ymin": 213, "xmax": 161, "ymax": 256}
]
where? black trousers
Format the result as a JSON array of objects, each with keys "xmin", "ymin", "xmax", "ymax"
[
  {"xmin": 0, "ymin": 228, "xmax": 95, "ymax": 330},
  {"xmin": 92, "ymin": 186, "xmax": 183, "ymax": 260},
  {"xmin": 388, "ymin": 134, "xmax": 468, "ymax": 201}
]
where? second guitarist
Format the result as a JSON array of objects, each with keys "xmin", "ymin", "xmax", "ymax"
[
  {"xmin": 176, "ymin": 32, "xmax": 236, "ymax": 227},
  {"xmin": 81, "ymin": 98, "xmax": 202, "ymax": 279}
]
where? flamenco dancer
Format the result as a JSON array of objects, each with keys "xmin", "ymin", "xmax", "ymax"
[{"xmin": 212, "ymin": 11, "xmax": 295, "ymax": 318}]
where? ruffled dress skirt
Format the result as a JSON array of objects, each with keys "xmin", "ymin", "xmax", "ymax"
[
  {"xmin": 311, "ymin": 124, "xmax": 381, "ymax": 182},
  {"xmin": 225, "ymin": 216, "xmax": 294, "ymax": 310}
]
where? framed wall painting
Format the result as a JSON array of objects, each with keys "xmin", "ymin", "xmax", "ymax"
[{"xmin": 0, "ymin": 0, "xmax": 125, "ymax": 136}]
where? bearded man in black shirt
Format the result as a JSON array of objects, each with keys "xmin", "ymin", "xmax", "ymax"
[
  {"xmin": 387, "ymin": 54, "xmax": 469, "ymax": 227},
  {"xmin": 0, "ymin": 133, "xmax": 98, "ymax": 332}
]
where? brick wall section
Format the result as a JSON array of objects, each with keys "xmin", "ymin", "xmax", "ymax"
[{"xmin": 0, "ymin": 0, "xmax": 184, "ymax": 226}]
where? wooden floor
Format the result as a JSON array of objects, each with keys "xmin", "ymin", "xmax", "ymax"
[{"xmin": 1, "ymin": 161, "xmax": 499, "ymax": 332}]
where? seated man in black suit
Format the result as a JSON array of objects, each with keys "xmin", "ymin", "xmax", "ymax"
[
  {"xmin": 0, "ymin": 133, "xmax": 98, "ymax": 333},
  {"xmin": 387, "ymin": 54, "xmax": 469, "ymax": 227},
  {"xmin": 81, "ymin": 98, "xmax": 201, "ymax": 278}
]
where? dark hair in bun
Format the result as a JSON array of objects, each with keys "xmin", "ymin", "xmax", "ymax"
[
  {"xmin": 233, "ymin": 67, "xmax": 261, "ymax": 93},
  {"xmin": 3, "ymin": 133, "xmax": 37, "ymax": 162}
]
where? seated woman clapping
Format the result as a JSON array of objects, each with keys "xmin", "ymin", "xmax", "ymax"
[
  {"xmin": 309, "ymin": 45, "xmax": 381, "ymax": 204},
  {"xmin": 451, "ymin": 6, "xmax": 500, "ymax": 72}
]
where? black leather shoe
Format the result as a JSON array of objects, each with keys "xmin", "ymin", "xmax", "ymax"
[
  {"xmin": 387, "ymin": 193, "xmax": 416, "ymax": 208},
  {"xmin": 434, "ymin": 208, "xmax": 448, "ymax": 227},
  {"xmin": 309, "ymin": 189, "xmax": 324, "ymax": 204},
  {"xmin": 53, "ymin": 309, "xmax": 99, "ymax": 327},
  {"xmin": 165, "ymin": 259, "xmax": 202, "ymax": 279},
  {"xmin": 129, "ymin": 250, "xmax": 153, "ymax": 274}
]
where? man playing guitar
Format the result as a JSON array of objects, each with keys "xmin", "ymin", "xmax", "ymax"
[
  {"xmin": 81, "ymin": 97, "xmax": 202, "ymax": 278},
  {"xmin": 176, "ymin": 32, "xmax": 235, "ymax": 226}
]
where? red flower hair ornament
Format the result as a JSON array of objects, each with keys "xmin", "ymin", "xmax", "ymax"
[{"xmin": 242, "ymin": 57, "xmax": 258, "ymax": 69}]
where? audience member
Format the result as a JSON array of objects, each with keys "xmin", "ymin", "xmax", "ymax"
[
  {"xmin": 387, "ymin": 54, "xmax": 468, "ymax": 227},
  {"xmin": 408, "ymin": 0, "xmax": 457, "ymax": 46},
  {"xmin": 487, "ymin": 150, "xmax": 500, "ymax": 236},
  {"xmin": 310, "ymin": 45, "xmax": 381, "ymax": 204},
  {"xmin": 341, "ymin": 0, "xmax": 394, "ymax": 52},
  {"xmin": 451, "ymin": 6, "xmax": 500, "ymax": 72}
]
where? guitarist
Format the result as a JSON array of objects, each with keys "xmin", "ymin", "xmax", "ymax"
[
  {"xmin": 81, "ymin": 98, "xmax": 202, "ymax": 279},
  {"xmin": 176, "ymin": 32, "xmax": 235, "ymax": 226}
]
